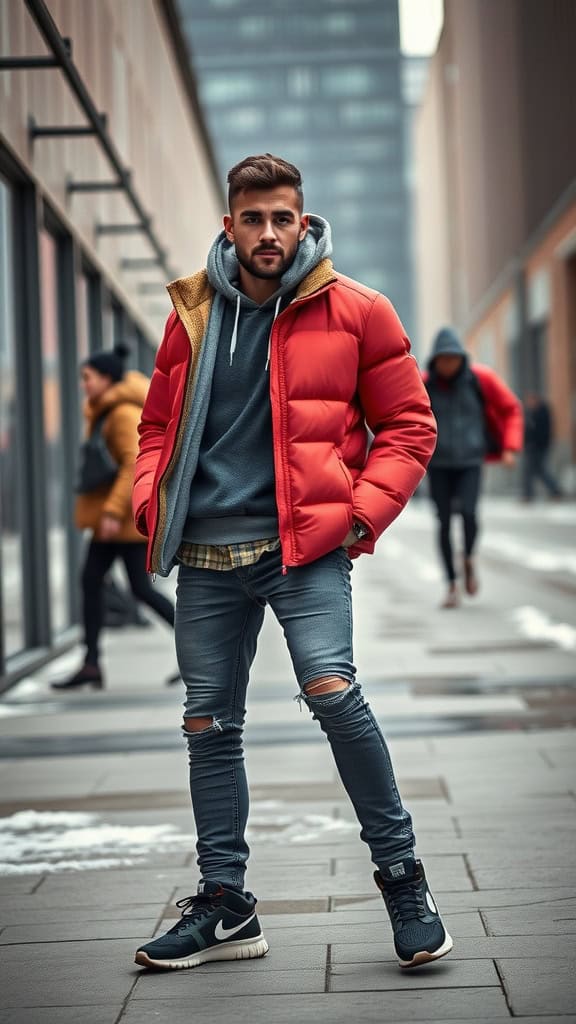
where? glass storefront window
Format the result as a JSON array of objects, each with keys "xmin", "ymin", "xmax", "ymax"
[
  {"xmin": 102, "ymin": 295, "xmax": 114, "ymax": 349},
  {"xmin": 39, "ymin": 229, "xmax": 71, "ymax": 637},
  {"xmin": 0, "ymin": 178, "xmax": 25, "ymax": 657}
]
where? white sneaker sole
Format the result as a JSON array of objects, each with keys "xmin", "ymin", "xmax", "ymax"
[
  {"xmin": 399, "ymin": 931, "xmax": 453, "ymax": 969},
  {"xmin": 135, "ymin": 934, "xmax": 269, "ymax": 970}
]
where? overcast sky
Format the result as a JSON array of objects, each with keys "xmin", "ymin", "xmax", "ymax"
[{"xmin": 398, "ymin": 0, "xmax": 444, "ymax": 55}]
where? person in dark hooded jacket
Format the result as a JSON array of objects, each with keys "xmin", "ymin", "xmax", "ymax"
[{"xmin": 423, "ymin": 328, "xmax": 523, "ymax": 607}]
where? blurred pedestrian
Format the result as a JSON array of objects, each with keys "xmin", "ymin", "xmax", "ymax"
[
  {"xmin": 424, "ymin": 327, "xmax": 523, "ymax": 608},
  {"xmin": 522, "ymin": 392, "xmax": 562, "ymax": 500},
  {"xmin": 52, "ymin": 345, "xmax": 175, "ymax": 691},
  {"xmin": 133, "ymin": 153, "xmax": 453, "ymax": 975}
]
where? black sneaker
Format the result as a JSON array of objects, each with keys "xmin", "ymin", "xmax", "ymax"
[
  {"xmin": 134, "ymin": 880, "xmax": 268, "ymax": 970},
  {"xmin": 374, "ymin": 858, "xmax": 453, "ymax": 968}
]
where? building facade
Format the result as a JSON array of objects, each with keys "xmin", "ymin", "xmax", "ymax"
[
  {"xmin": 0, "ymin": 0, "xmax": 223, "ymax": 689},
  {"xmin": 414, "ymin": 0, "xmax": 576, "ymax": 487},
  {"xmin": 174, "ymin": 0, "xmax": 414, "ymax": 336}
]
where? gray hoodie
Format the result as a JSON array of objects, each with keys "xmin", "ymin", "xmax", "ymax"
[
  {"xmin": 183, "ymin": 216, "xmax": 333, "ymax": 544},
  {"xmin": 425, "ymin": 327, "xmax": 486, "ymax": 468}
]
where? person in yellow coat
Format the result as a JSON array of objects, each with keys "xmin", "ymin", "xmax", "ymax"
[{"xmin": 53, "ymin": 345, "xmax": 175, "ymax": 691}]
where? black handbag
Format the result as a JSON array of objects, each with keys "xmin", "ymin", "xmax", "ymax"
[{"xmin": 75, "ymin": 413, "xmax": 119, "ymax": 494}]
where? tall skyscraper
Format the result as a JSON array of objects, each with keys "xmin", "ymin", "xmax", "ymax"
[{"xmin": 175, "ymin": 0, "xmax": 413, "ymax": 334}]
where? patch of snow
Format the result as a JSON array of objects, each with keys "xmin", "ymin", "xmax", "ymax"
[
  {"xmin": 248, "ymin": 812, "xmax": 357, "ymax": 845},
  {"xmin": 0, "ymin": 810, "xmax": 194, "ymax": 875},
  {"xmin": 485, "ymin": 534, "xmax": 576, "ymax": 577},
  {"xmin": 511, "ymin": 606, "xmax": 576, "ymax": 651}
]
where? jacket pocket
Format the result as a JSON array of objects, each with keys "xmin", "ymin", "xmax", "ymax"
[{"xmin": 335, "ymin": 449, "xmax": 354, "ymax": 500}]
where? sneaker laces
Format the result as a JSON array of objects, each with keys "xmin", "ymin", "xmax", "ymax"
[
  {"xmin": 169, "ymin": 892, "xmax": 222, "ymax": 934},
  {"xmin": 385, "ymin": 878, "xmax": 427, "ymax": 923}
]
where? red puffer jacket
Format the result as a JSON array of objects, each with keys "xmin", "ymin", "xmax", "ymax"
[
  {"xmin": 133, "ymin": 259, "xmax": 437, "ymax": 574},
  {"xmin": 471, "ymin": 364, "xmax": 523, "ymax": 460}
]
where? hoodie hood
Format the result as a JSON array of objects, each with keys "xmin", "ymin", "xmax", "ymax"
[
  {"xmin": 206, "ymin": 214, "xmax": 333, "ymax": 307},
  {"xmin": 427, "ymin": 326, "xmax": 468, "ymax": 372},
  {"xmin": 206, "ymin": 214, "xmax": 333, "ymax": 365},
  {"xmin": 86, "ymin": 370, "xmax": 149, "ymax": 425}
]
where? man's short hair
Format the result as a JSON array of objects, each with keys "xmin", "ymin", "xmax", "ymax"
[{"xmin": 227, "ymin": 154, "xmax": 304, "ymax": 211}]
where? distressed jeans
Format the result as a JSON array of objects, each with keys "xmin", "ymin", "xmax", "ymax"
[{"xmin": 175, "ymin": 545, "xmax": 415, "ymax": 890}]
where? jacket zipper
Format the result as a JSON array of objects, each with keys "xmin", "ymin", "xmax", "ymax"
[
  {"xmin": 270, "ymin": 309, "xmax": 292, "ymax": 573},
  {"xmin": 270, "ymin": 282, "xmax": 336, "ymax": 573}
]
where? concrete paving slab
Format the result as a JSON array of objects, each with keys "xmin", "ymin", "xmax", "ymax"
[
  {"xmin": 329, "ymin": 958, "xmax": 498, "ymax": 991},
  {"xmin": 0, "ymin": 940, "xmax": 137, "ymax": 1007},
  {"xmin": 497, "ymin": 957, "xmax": 576, "ymax": 1016},
  {"xmin": 132, "ymin": 967, "xmax": 326, "ymax": 997},
  {"xmin": 247, "ymin": 745, "xmax": 337, "ymax": 784},
  {"xmin": 483, "ymin": 898, "xmax": 576, "ymax": 936},
  {"xmin": 332, "ymin": 934, "xmax": 576, "ymax": 963},
  {"xmin": 0, "ymin": 1007, "xmax": 123, "ymax": 1024},
  {"xmin": 0, "ymin": 876, "xmax": 44, "ymax": 895},
  {"xmin": 255, "ymin": 898, "xmax": 330, "ymax": 915},
  {"xmin": 34, "ymin": 874, "xmax": 182, "ymax": 905},
  {"xmin": 173, "ymin": 944, "xmax": 328, "ymax": 973},
  {"xmin": 248, "ymin": 778, "xmax": 445, "ymax": 800},
  {"xmin": 121, "ymin": 988, "xmax": 510, "ymax": 1022},
  {"xmin": 472, "ymin": 866, "xmax": 576, "ymax": 888},
  {"xmin": 466, "ymin": 848, "xmax": 576, "ymax": 868},
  {"xmin": 0, "ymin": 903, "xmax": 162, "ymax": 926},
  {"xmin": 0, "ymin": 917, "xmax": 157, "ymax": 944}
]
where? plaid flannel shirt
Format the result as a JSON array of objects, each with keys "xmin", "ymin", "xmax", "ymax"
[{"xmin": 178, "ymin": 537, "xmax": 280, "ymax": 571}]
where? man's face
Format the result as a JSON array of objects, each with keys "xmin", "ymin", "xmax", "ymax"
[
  {"xmin": 223, "ymin": 187, "xmax": 309, "ymax": 281},
  {"xmin": 434, "ymin": 355, "xmax": 464, "ymax": 379}
]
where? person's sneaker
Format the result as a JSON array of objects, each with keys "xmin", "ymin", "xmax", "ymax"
[
  {"xmin": 134, "ymin": 880, "xmax": 268, "ymax": 970},
  {"xmin": 463, "ymin": 557, "xmax": 479, "ymax": 596},
  {"xmin": 441, "ymin": 583, "xmax": 460, "ymax": 609},
  {"xmin": 374, "ymin": 858, "xmax": 453, "ymax": 968}
]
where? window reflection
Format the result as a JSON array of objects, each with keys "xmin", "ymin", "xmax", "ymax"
[
  {"xmin": 0, "ymin": 179, "xmax": 25, "ymax": 656},
  {"xmin": 39, "ymin": 229, "xmax": 70, "ymax": 636}
]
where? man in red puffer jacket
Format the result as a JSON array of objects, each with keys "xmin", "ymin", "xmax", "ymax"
[{"xmin": 133, "ymin": 154, "xmax": 452, "ymax": 975}]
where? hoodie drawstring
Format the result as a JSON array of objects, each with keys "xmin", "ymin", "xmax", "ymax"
[
  {"xmin": 266, "ymin": 296, "xmax": 282, "ymax": 371},
  {"xmin": 229, "ymin": 294, "xmax": 241, "ymax": 365}
]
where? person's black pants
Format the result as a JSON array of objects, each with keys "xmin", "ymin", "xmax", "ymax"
[
  {"xmin": 522, "ymin": 448, "xmax": 561, "ymax": 499},
  {"xmin": 428, "ymin": 467, "xmax": 482, "ymax": 583},
  {"xmin": 81, "ymin": 540, "xmax": 174, "ymax": 665}
]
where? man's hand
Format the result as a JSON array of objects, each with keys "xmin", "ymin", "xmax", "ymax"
[
  {"xmin": 341, "ymin": 529, "xmax": 357, "ymax": 548},
  {"xmin": 99, "ymin": 514, "xmax": 122, "ymax": 540},
  {"xmin": 501, "ymin": 450, "xmax": 517, "ymax": 468}
]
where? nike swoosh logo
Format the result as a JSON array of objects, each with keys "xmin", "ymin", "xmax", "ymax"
[
  {"xmin": 426, "ymin": 891, "xmax": 438, "ymax": 915},
  {"xmin": 214, "ymin": 913, "xmax": 256, "ymax": 941}
]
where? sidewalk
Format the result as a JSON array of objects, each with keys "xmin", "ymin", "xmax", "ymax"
[{"xmin": 1, "ymin": 500, "xmax": 575, "ymax": 1022}]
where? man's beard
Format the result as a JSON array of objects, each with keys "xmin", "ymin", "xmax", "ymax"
[{"xmin": 236, "ymin": 241, "xmax": 299, "ymax": 280}]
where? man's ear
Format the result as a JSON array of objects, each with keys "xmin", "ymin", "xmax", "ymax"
[
  {"xmin": 299, "ymin": 213, "xmax": 310, "ymax": 241},
  {"xmin": 223, "ymin": 214, "xmax": 234, "ymax": 243}
]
